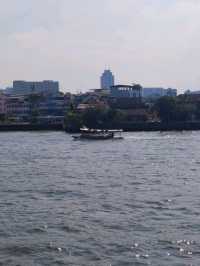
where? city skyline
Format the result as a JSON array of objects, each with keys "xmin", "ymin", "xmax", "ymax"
[{"xmin": 1, "ymin": 0, "xmax": 200, "ymax": 93}]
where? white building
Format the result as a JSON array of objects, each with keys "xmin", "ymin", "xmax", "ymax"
[
  {"xmin": 110, "ymin": 84, "xmax": 141, "ymax": 98},
  {"xmin": 7, "ymin": 80, "xmax": 59, "ymax": 96},
  {"xmin": 100, "ymin": 69, "xmax": 114, "ymax": 89}
]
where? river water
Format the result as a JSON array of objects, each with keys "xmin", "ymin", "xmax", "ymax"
[{"xmin": 0, "ymin": 131, "xmax": 200, "ymax": 266}]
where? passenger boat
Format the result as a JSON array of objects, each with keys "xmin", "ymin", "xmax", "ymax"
[{"xmin": 72, "ymin": 127, "xmax": 123, "ymax": 140}]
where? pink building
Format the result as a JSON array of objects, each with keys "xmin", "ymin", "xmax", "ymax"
[{"xmin": 0, "ymin": 94, "xmax": 7, "ymax": 114}]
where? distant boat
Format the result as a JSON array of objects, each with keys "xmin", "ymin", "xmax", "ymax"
[{"xmin": 72, "ymin": 127, "xmax": 123, "ymax": 140}]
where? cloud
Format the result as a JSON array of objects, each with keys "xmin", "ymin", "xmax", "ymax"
[{"xmin": 0, "ymin": 0, "xmax": 200, "ymax": 92}]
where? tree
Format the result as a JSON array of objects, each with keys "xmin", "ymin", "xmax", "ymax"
[
  {"xmin": 64, "ymin": 111, "xmax": 83, "ymax": 132},
  {"xmin": 154, "ymin": 96, "xmax": 177, "ymax": 122},
  {"xmin": 82, "ymin": 108, "xmax": 106, "ymax": 128},
  {"xmin": 28, "ymin": 94, "xmax": 43, "ymax": 124},
  {"xmin": 154, "ymin": 96, "xmax": 196, "ymax": 122},
  {"xmin": 174, "ymin": 104, "xmax": 195, "ymax": 121},
  {"xmin": 195, "ymin": 102, "xmax": 200, "ymax": 120},
  {"xmin": 0, "ymin": 114, "xmax": 6, "ymax": 122}
]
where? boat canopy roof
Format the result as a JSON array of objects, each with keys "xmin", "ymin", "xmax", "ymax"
[{"xmin": 80, "ymin": 127, "xmax": 123, "ymax": 133}]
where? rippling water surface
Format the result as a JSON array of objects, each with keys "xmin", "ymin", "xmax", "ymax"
[{"xmin": 0, "ymin": 131, "xmax": 200, "ymax": 265}]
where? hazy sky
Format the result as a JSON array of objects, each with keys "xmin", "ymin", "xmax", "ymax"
[{"xmin": 1, "ymin": 0, "xmax": 200, "ymax": 93}]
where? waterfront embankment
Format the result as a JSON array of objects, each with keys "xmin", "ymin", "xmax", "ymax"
[
  {"xmin": 65, "ymin": 121, "xmax": 200, "ymax": 133},
  {"xmin": 0, "ymin": 123, "xmax": 63, "ymax": 131},
  {"xmin": 110, "ymin": 121, "xmax": 200, "ymax": 132},
  {"xmin": 1, "ymin": 121, "xmax": 200, "ymax": 132}
]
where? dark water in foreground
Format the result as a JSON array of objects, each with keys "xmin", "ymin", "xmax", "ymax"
[{"xmin": 0, "ymin": 131, "xmax": 200, "ymax": 266}]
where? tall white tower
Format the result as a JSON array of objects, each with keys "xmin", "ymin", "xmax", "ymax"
[{"xmin": 100, "ymin": 69, "xmax": 114, "ymax": 89}]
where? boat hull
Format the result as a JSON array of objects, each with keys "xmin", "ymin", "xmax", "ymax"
[{"xmin": 73, "ymin": 133, "xmax": 114, "ymax": 140}]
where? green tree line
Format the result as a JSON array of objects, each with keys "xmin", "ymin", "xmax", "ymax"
[{"xmin": 154, "ymin": 96, "xmax": 199, "ymax": 122}]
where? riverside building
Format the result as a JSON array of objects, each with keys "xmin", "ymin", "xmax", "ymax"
[
  {"xmin": 0, "ymin": 93, "xmax": 7, "ymax": 115},
  {"xmin": 5, "ymin": 93, "xmax": 70, "ymax": 123}
]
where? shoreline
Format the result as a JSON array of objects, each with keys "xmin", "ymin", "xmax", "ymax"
[
  {"xmin": 0, "ymin": 123, "xmax": 63, "ymax": 131},
  {"xmin": 0, "ymin": 121, "xmax": 200, "ymax": 132},
  {"xmin": 111, "ymin": 121, "xmax": 200, "ymax": 132},
  {"xmin": 65, "ymin": 121, "xmax": 200, "ymax": 133}
]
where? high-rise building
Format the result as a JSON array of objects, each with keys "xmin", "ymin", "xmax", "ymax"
[{"xmin": 100, "ymin": 69, "xmax": 114, "ymax": 89}]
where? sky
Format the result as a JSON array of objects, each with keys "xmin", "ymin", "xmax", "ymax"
[{"xmin": 1, "ymin": 0, "xmax": 200, "ymax": 93}]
